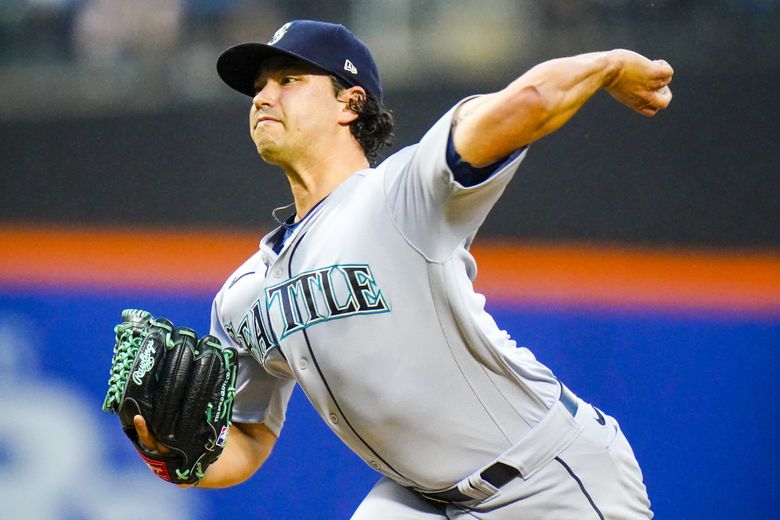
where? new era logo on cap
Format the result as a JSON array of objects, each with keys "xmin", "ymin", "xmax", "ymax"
[
  {"xmin": 217, "ymin": 20, "xmax": 383, "ymax": 102},
  {"xmin": 344, "ymin": 59, "xmax": 358, "ymax": 74}
]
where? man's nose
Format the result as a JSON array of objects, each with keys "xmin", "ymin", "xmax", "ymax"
[{"xmin": 253, "ymin": 82, "xmax": 278, "ymax": 109}]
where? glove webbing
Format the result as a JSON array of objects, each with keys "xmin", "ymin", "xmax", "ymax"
[{"xmin": 103, "ymin": 318, "xmax": 146, "ymax": 412}]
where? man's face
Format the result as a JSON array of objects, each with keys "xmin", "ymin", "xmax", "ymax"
[{"xmin": 249, "ymin": 57, "xmax": 343, "ymax": 165}]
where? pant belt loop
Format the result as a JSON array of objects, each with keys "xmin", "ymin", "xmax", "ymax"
[{"xmin": 559, "ymin": 382, "xmax": 579, "ymax": 417}]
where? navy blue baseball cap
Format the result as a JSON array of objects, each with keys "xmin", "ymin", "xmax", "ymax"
[{"xmin": 217, "ymin": 20, "xmax": 383, "ymax": 102}]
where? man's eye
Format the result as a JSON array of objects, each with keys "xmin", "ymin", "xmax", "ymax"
[{"xmin": 281, "ymin": 76, "xmax": 297, "ymax": 85}]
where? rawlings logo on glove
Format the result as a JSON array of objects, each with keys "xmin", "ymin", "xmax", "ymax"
[{"xmin": 102, "ymin": 309, "xmax": 238, "ymax": 485}]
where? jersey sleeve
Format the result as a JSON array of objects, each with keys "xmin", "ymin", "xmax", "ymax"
[
  {"xmin": 210, "ymin": 295, "xmax": 295, "ymax": 437},
  {"xmin": 383, "ymin": 96, "xmax": 528, "ymax": 261}
]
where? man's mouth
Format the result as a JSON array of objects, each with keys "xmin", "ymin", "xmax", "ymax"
[{"xmin": 255, "ymin": 116, "xmax": 280, "ymax": 129}]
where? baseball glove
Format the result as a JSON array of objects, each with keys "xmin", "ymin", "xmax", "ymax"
[{"xmin": 102, "ymin": 309, "xmax": 238, "ymax": 484}]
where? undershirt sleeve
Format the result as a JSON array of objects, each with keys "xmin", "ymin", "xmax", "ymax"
[{"xmin": 445, "ymin": 128, "xmax": 526, "ymax": 187}]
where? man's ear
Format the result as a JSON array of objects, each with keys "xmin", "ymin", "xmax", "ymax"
[{"xmin": 336, "ymin": 86, "xmax": 365, "ymax": 125}]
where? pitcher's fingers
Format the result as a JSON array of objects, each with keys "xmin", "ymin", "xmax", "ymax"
[
  {"xmin": 651, "ymin": 75, "xmax": 672, "ymax": 89},
  {"xmin": 134, "ymin": 414, "xmax": 170, "ymax": 454},
  {"xmin": 653, "ymin": 59, "xmax": 674, "ymax": 78},
  {"xmin": 655, "ymin": 86, "xmax": 673, "ymax": 108},
  {"xmin": 639, "ymin": 105, "xmax": 660, "ymax": 117}
]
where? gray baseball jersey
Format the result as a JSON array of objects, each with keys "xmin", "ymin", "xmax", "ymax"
[{"xmin": 211, "ymin": 99, "xmax": 582, "ymax": 492}]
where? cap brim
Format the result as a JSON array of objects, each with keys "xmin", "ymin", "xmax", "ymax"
[{"xmin": 217, "ymin": 43, "xmax": 325, "ymax": 97}]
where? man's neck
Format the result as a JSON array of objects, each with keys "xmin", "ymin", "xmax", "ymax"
[{"xmin": 282, "ymin": 148, "xmax": 369, "ymax": 221}]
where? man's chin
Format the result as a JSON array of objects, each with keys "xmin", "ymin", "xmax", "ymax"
[{"xmin": 256, "ymin": 144, "xmax": 285, "ymax": 166}]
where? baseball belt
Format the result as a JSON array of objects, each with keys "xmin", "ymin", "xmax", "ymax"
[{"xmin": 419, "ymin": 383, "xmax": 579, "ymax": 504}]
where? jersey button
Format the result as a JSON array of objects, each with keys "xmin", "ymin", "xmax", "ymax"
[
  {"xmin": 329, "ymin": 412, "xmax": 339, "ymax": 424},
  {"xmin": 369, "ymin": 460, "xmax": 380, "ymax": 470},
  {"xmin": 298, "ymin": 358, "xmax": 308, "ymax": 370},
  {"xmin": 272, "ymin": 269, "xmax": 282, "ymax": 278}
]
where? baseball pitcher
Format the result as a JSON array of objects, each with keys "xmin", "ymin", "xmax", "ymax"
[{"xmin": 105, "ymin": 19, "xmax": 672, "ymax": 519}]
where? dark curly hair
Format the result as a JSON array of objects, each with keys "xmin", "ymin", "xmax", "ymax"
[{"xmin": 330, "ymin": 76, "xmax": 394, "ymax": 164}]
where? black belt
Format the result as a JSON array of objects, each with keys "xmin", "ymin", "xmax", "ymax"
[{"xmin": 419, "ymin": 384, "xmax": 578, "ymax": 504}]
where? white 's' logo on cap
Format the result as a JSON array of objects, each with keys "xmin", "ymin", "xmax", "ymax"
[
  {"xmin": 344, "ymin": 59, "xmax": 358, "ymax": 75},
  {"xmin": 269, "ymin": 22, "xmax": 292, "ymax": 45}
]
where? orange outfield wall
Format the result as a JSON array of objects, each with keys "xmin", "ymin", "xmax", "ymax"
[{"xmin": 1, "ymin": 225, "xmax": 779, "ymax": 317}]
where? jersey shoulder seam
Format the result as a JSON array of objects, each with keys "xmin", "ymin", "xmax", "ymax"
[{"xmin": 379, "ymin": 146, "xmax": 461, "ymax": 265}]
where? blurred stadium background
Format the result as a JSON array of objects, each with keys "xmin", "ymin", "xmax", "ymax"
[{"xmin": 1, "ymin": 0, "xmax": 779, "ymax": 518}]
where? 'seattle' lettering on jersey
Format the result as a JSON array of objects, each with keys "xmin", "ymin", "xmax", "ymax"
[
  {"xmin": 210, "ymin": 98, "xmax": 572, "ymax": 491},
  {"xmin": 226, "ymin": 264, "xmax": 389, "ymax": 359}
]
